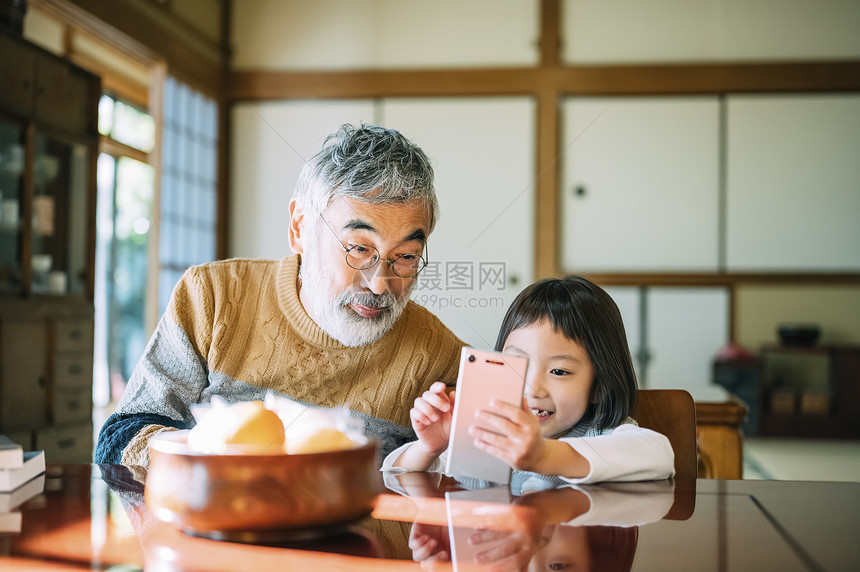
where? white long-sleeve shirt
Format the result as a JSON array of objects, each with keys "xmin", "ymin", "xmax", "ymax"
[{"xmin": 381, "ymin": 420, "xmax": 675, "ymax": 485}]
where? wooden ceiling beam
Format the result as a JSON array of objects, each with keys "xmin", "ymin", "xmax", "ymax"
[
  {"xmin": 229, "ymin": 68, "xmax": 543, "ymax": 100},
  {"xmin": 229, "ymin": 61, "xmax": 860, "ymax": 102}
]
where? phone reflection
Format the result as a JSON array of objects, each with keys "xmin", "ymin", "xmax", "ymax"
[{"xmin": 384, "ymin": 471, "xmax": 686, "ymax": 572}]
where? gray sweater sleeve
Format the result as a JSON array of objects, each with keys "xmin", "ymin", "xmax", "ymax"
[
  {"xmin": 115, "ymin": 315, "xmax": 209, "ymax": 423},
  {"xmin": 95, "ymin": 315, "xmax": 209, "ymax": 465}
]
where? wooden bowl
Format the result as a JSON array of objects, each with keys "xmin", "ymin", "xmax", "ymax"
[
  {"xmin": 777, "ymin": 324, "xmax": 820, "ymax": 347},
  {"xmin": 145, "ymin": 430, "xmax": 381, "ymax": 536}
]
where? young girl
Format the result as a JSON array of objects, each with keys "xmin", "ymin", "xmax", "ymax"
[{"xmin": 383, "ymin": 275, "xmax": 675, "ymax": 483}]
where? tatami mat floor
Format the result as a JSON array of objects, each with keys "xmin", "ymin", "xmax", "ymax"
[{"xmin": 743, "ymin": 437, "xmax": 860, "ymax": 482}]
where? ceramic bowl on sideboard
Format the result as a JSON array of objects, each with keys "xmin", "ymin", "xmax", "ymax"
[
  {"xmin": 777, "ymin": 324, "xmax": 820, "ymax": 347},
  {"xmin": 145, "ymin": 430, "xmax": 381, "ymax": 538}
]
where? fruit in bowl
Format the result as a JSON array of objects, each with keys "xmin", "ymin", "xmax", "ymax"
[
  {"xmin": 145, "ymin": 400, "xmax": 380, "ymax": 537},
  {"xmin": 186, "ymin": 400, "xmax": 286, "ymax": 454}
]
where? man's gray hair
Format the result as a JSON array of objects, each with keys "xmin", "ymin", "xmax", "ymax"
[{"xmin": 293, "ymin": 123, "xmax": 438, "ymax": 232}]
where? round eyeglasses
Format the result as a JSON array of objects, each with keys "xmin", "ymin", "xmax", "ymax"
[{"xmin": 319, "ymin": 214, "xmax": 428, "ymax": 278}]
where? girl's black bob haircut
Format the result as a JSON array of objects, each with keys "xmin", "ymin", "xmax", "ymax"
[{"xmin": 494, "ymin": 275, "xmax": 637, "ymax": 432}]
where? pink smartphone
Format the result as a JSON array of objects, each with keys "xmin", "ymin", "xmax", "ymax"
[{"xmin": 444, "ymin": 347, "xmax": 528, "ymax": 484}]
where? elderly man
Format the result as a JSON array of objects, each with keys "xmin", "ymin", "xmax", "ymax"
[{"xmin": 95, "ymin": 124, "xmax": 464, "ymax": 466}]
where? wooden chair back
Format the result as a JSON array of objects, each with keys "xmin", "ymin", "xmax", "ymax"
[{"xmin": 632, "ymin": 389, "xmax": 698, "ymax": 481}]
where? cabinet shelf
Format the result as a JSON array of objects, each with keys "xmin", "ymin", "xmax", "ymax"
[{"xmin": 0, "ymin": 165, "xmax": 24, "ymax": 176}]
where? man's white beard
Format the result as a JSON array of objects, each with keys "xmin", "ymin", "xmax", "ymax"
[{"xmin": 299, "ymin": 247, "xmax": 413, "ymax": 347}]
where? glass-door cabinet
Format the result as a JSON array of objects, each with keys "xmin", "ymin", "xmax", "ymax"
[
  {"xmin": 31, "ymin": 133, "xmax": 91, "ymax": 296},
  {"xmin": 0, "ymin": 29, "xmax": 99, "ymax": 299},
  {"xmin": 0, "ymin": 118, "xmax": 25, "ymax": 294}
]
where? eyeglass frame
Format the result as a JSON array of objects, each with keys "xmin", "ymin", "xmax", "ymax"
[{"xmin": 318, "ymin": 213, "xmax": 429, "ymax": 278}]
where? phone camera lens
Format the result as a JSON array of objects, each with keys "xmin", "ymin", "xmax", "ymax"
[{"xmin": 468, "ymin": 354, "xmax": 476, "ymax": 362}]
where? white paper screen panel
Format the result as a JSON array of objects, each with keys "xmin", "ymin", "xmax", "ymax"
[
  {"xmin": 562, "ymin": 0, "xmax": 860, "ymax": 63},
  {"xmin": 233, "ymin": 0, "xmax": 539, "ymax": 70},
  {"xmin": 561, "ymin": 97, "xmax": 720, "ymax": 273},
  {"xmin": 646, "ymin": 287, "xmax": 729, "ymax": 401},
  {"xmin": 229, "ymin": 101, "xmax": 376, "ymax": 260},
  {"xmin": 726, "ymin": 94, "xmax": 860, "ymax": 271},
  {"xmin": 380, "ymin": 98, "xmax": 535, "ymax": 348}
]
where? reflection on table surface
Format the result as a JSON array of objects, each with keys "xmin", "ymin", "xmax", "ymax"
[{"xmin": 1, "ymin": 464, "xmax": 859, "ymax": 571}]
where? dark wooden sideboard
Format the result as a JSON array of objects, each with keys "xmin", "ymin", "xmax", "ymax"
[{"xmin": 714, "ymin": 344, "xmax": 860, "ymax": 440}]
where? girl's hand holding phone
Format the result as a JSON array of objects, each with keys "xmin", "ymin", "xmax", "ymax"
[
  {"xmin": 410, "ymin": 381, "xmax": 456, "ymax": 455},
  {"xmin": 470, "ymin": 398, "xmax": 547, "ymax": 472},
  {"xmin": 470, "ymin": 399, "xmax": 591, "ymax": 478}
]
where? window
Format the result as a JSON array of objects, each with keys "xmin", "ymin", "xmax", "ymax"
[
  {"xmin": 94, "ymin": 81, "xmax": 219, "ymax": 408},
  {"xmin": 159, "ymin": 77, "xmax": 218, "ymax": 316},
  {"xmin": 94, "ymin": 95, "xmax": 156, "ymax": 406}
]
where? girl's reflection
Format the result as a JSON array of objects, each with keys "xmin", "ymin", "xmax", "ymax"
[
  {"xmin": 387, "ymin": 472, "xmax": 675, "ymax": 571},
  {"xmin": 528, "ymin": 524, "xmax": 636, "ymax": 572}
]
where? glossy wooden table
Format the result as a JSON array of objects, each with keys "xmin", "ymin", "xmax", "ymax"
[{"xmin": 1, "ymin": 464, "xmax": 858, "ymax": 571}]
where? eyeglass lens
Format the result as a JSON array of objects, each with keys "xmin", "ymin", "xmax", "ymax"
[
  {"xmin": 320, "ymin": 213, "xmax": 426, "ymax": 277},
  {"xmin": 346, "ymin": 245, "xmax": 425, "ymax": 277}
]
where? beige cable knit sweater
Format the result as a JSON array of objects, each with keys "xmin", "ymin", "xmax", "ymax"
[{"xmin": 96, "ymin": 255, "xmax": 464, "ymax": 467}]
